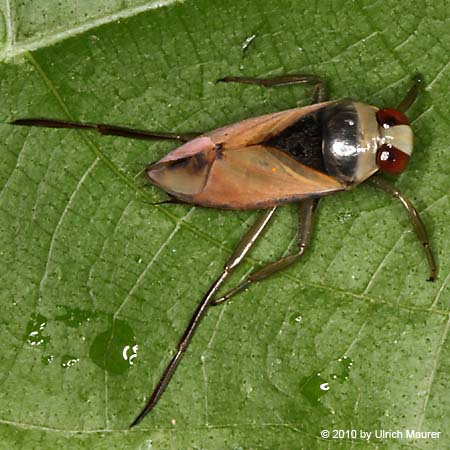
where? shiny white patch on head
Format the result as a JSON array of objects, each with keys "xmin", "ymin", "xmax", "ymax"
[
  {"xmin": 352, "ymin": 102, "xmax": 380, "ymax": 183},
  {"xmin": 380, "ymin": 125, "xmax": 413, "ymax": 156}
]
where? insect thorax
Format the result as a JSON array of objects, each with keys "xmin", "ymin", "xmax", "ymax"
[
  {"xmin": 321, "ymin": 99, "xmax": 380, "ymax": 184},
  {"xmin": 265, "ymin": 99, "xmax": 380, "ymax": 186}
]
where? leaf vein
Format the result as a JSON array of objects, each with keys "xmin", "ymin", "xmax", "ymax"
[
  {"xmin": 0, "ymin": 0, "xmax": 182, "ymax": 61},
  {"xmin": 415, "ymin": 314, "xmax": 450, "ymax": 433}
]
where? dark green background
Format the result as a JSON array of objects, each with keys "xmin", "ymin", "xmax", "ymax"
[{"xmin": 0, "ymin": 0, "xmax": 449, "ymax": 448}]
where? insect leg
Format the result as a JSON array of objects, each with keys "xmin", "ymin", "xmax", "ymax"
[
  {"xmin": 10, "ymin": 118, "xmax": 200, "ymax": 142},
  {"xmin": 130, "ymin": 206, "xmax": 277, "ymax": 427},
  {"xmin": 369, "ymin": 177, "xmax": 437, "ymax": 281},
  {"xmin": 397, "ymin": 74, "xmax": 423, "ymax": 112},
  {"xmin": 218, "ymin": 74, "xmax": 328, "ymax": 103},
  {"xmin": 212, "ymin": 199, "xmax": 319, "ymax": 306}
]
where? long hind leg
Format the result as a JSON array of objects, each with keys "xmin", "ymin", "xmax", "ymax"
[{"xmin": 11, "ymin": 118, "xmax": 200, "ymax": 142}]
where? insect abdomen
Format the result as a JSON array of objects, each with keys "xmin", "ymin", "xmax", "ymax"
[{"xmin": 264, "ymin": 113, "xmax": 325, "ymax": 172}]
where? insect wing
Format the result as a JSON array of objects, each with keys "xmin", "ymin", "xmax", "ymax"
[
  {"xmin": 192, "ymin": 145, "xmax": 344, "ymax": 208},
  {"xmin": 206, "ymin": 101, "xmax": 333, "ymax": 149},
  {"xmin": 146, "ymin": 101, "xmax": 344, "ymax": 209},
  {"xmin": 146, "ymin": 145, "xmax": 215, "ymax": 196}
]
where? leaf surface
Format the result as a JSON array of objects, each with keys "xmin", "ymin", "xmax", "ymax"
[{"xmin": 0, "ymin": 0, "xmax": 449, "ymax": 448}]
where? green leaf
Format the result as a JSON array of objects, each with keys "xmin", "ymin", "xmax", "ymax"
[{"xmin": 0, "ymin": 0, "xmax": 449, "ymax": 448}]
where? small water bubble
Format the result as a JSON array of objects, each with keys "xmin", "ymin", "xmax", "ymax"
[
  {"xmin": 41, "ymin": 355, "xmax": 54, "ymax": 365},
  {"xmin": 25, "ymin": 313, "xmax": 50, "ymax": 347},
  {"xmin": 55, "ymin": 306, "xmax": 95, "ymax": 328},
  {"xmin": 122, "ymin": 344, "xmax": 139, "ymax": 366},
  {"xmin": 61, "ymin": 355, "xmax": 79, "ymax": 368},
  {"xmin": 241, "ymin": 34, "xmax": 257, "ymax": 54},
  {"xmin": 338, "ymin": 211, "xmax": 352, "ymax": 223},
  {"xmin": 289, "ymin": 311, "xmax": 303, "ymax": 324}
]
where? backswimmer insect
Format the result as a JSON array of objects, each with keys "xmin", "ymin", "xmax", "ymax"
[{"xmin": 11, "ymin": 73, "xmax": 437, "ymax": 427}]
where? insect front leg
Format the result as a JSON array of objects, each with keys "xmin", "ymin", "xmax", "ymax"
[
  {"xmin": 10, "ymin": 118, "xmax": 201, "ymax": 142},
  {"xmin": 218, "ymin": 74, "xmax": 328, "ymax": 103},
  {"xmin": 397, "ymin": 74, "xmax": 423, "ymax": 112},
  {"xmin": 212, "ymin": 199, "xmax": 319, "ymax": 306},
  {"xmin": 369, "ymin": 177, "xmax": 437, "ymax": 281}
]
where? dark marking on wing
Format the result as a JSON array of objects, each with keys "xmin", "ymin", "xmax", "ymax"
[
  {"xmin": 264, "ymin": 112, "xmax": 325, "ymax": 172},
  {"xmin": 215, "ymin": 143, "xmax": 224, "ymax": 159},
  {"xmin": 166, "ymin": 152, "xmax": 208, "ymax": 171}
]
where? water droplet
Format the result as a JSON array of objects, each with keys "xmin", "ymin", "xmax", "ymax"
[
  {"xmin": 41, "ymin": 354, "xmax": 54, "ymax": 365},
  {"xmin": 241, "ymin": 34, "xmax": 257, "ymax": 54},
  {"xmin": 89, "ymin": 319, "xmax": 137, "ymax": 374},
  {"xmin": 289, "ymin": 311, "xmax": 303, "ymax": 324},
  {"xmin": 338, "ymin": 211, "xmax": 352, "ymax": 223},
  {"xmin": 122, "ymin": 344, "xmax": 139, "ymax": 366},
  {"xmin": 300, "ymin": 373, "xmax": 330, "ymax": 404},
  {"xmin": 55, "ymin": 305, "xmax": 96, "ymax": 328},
  {"xmin": 24, "ymin": 313, "xmax": 50, "ymax": 346},
  {"xmin": 333, "ymin": 355, "xmax": 353, "ymax": 381},
  {"xmin": 61, "ymin": 355, "xmax": 79, "ymax": 368}
]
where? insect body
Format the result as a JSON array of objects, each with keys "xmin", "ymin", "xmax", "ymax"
[
  {"xmin": 146, "ymin": 99, "xmax": 413, "ymax": 209},
  {"xmin": 11, "ymin": 73, "xmax": 437, "ymax": 427}
]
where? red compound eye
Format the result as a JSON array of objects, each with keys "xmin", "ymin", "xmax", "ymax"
[
  {"xmin": 376, "ymin": 108, "xmax": 409, "ymax": 128},
  {"xmin": 376, "ymin": 144, "xmax": 410, "ymax": 174}
]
